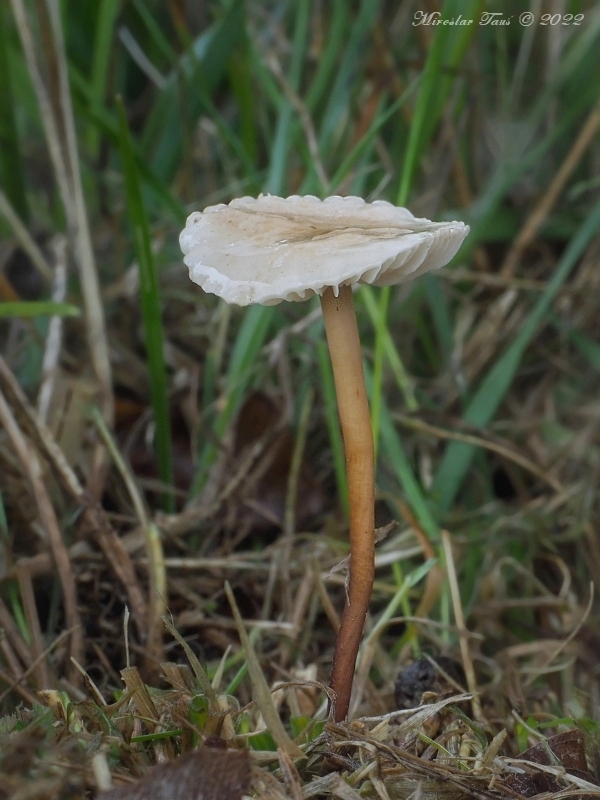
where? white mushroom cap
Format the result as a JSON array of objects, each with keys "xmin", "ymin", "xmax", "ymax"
[{"xmin": 180, "ymin": 195, "xmax": 469, "ymax": 306}]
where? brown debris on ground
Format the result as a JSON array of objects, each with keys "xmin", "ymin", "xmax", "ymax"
[
  {"xmin": 1, "ymin": 293, "xmax": 600, "ymax": 794},
  {"xmin": 2, "ymin": 1, "xmax": 600, "ymax": 797},
  {"xmin": 2, "ymin": 681, "xmax": 600, "ymax": 799}
]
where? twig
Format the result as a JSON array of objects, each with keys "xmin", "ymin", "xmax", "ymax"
[
  {"xmin": 457, "ymin": 101, "xmax": 600, "ymax": 390},
  {"xmin": 279, "ymin": 388, "xmax": 314, "ymax": 614},
  {"xmin": 524, "ymin": 582, "xmax": 594, "ymax": 684},
  {"xmin": 441, "ymin": 530, "xmax": 483, "ymax": 722},
  {"xmin": 15, "ymin": 566, "xmax": 51, "ymax": 689},
  {"xmin": 0, "ymin": 664, "xmax": 39, "ymax": 705},
  {"xmin": 438, "ymin": 267, "xmax": 548, "ymax": 291},
  {"xmin": 394, "ymin": 497, "xmax": 443, "ymax": 622},
  {"xmin": 0, "ymin": 629, "xmax": 25, "ymax": 679},
  {"xmin": 0, "ymin": 189, "xmax": 53, "ymax": 282},
  {"xmin": 312, "ymin": 558, "xmax": 341, "ymax": 632},
  {"xmin": 45, "ymin": 0, "xmax": 113, "ymax": 422},
  {"xmin": 394, "ymin": 413, "xmax": 563, "ymax": 493},
  {"xmin": 0, "ymin": 355, "xmax": 148, "ymax": 638},
  {"xmin": 0, "ymin": 388, "xmax": 83, "ymax": 684},
  {"xmin": 38, "ymin": 235, "xmax": 67, "ymax": 422},
  {"xmin": 283, "ymin": 388, "xmax": 314, "ymax": 539},
  {"xmin": 224, "ymin": 581, "xmax": 304, "ymax": 759},
  {"xmin": 280, "ymin": 567, "xmax": 315, "ymax": 669},
  {"xmin": 0, "ymin": 596, "xmax": 34, "ymax": 669},
  {"xmin": 161, "ymin": 616, "xmax": 217, "ymax": 704},
  {"xmin": 118, "ymin": 26, "xmax": 167, "ymax": 88},
  {"xmin": 8, "ymin": 0, "xmax": 71, "ymax": 208},
  {"xmin": 9, "ymin": 0, "xmax": 113, "ymax": 424},
  {"xmin": 501, "ymin": 101, "xmax": 600, "ymax": 278},
  {"xmin": 90, "ymin": 407, "xmax": 165, "ymax": 669},
  {"xmin": 0, "ymin": 627, "xmax": 76, "ymax": 704},
  {"xmin": 70, "ymin": 656, "xmax": 107, "ymax": 707}
]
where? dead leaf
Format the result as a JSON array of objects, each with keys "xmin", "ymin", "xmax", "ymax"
[
  {"xmin": 503, "ymin": 729, "xmax": 595, "ymax": 798},
  {"xmin": 99, "ymin": 746, "xmax": 251, "ymax": 800}
]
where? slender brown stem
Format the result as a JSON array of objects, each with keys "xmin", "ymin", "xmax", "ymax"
[{"xmin": 321, "ymin": 284, "xmax": 375, "ymax": 721}]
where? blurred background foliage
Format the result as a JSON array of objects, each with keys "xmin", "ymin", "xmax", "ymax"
[{"xmin": 1, "ymin": 0, "xmax": 600, "ymax": 718}]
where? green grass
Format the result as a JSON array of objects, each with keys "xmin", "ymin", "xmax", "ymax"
[
  {"xmin": 370, "ymin": 0, "xmax": 479, "ymax": 460},
  {"xmin": 117, "ymin": 96, "xmax": 175, "ymax": 513},
  {"xmin": 0, "ymin": 302, "xmax": 80, "ymax": 318},
  {"xmin": 2, "ymin": 0, "xmax": 600, "ymax": 735},
  {"xmin": 431, "ymin": 194, "xmax": 600, "ymax": 515},
  {"xmin": 190, "ymin": 303, "xmax": 274, "ymax": 496},
  {"xmin": 0, "ymin": 3, "xmax": 28, "ymax": 224}
]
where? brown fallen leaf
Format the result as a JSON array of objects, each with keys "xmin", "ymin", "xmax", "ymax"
[
  {"xmin": 99, "ymin": 746, "xmax": 251, "ymax": 800},
  {"xmin": 503, "ymin": 729, "xmax": 595, "ymax": 798}
]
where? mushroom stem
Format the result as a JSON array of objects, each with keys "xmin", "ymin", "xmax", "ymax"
[{"xmin": 320, "ymin": 284, "xmax": 375, "ymax": 722}]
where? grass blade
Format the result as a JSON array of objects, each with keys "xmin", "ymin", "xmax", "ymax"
[
  {"xmin": 364, "ymin": 362, "xmax": 439, "ymax": 541},
  {"xmin": 317, "ymin": 0, "xmax": 383, "ymax": 160},
  {"xmin": 131, "ymin": 0, "xmax": 178, "ymax": 66},
  {"xmin": 328, "ymin": 82, "xmax": 418, "ymax": 192},
  {"xmin": 304, "ymin": 0, "xmax": 348, "ymax": 114},
  {"xmin": 190, "ymin": 304, "xmax": 274, "ymax": 497},
  {"xmin": 0, "ymin": 302, "xmax": 80, "ymax": 318},
  {"xmin": 11, "ymin": 0, "xmax": 114, "ymax": 422},
  {"xmin": 264, "ymin": 0, "xmax": 310, "ymax": 195},
  {"xmin": 117, "ymin": 97, "xmax": 174, "ymax": 513},
  {"xmin": 0, "ymin": 4, "xmax": 29, "ymax": 222},
  {"xmin": 396, "ymin": 0, "xmax": 478, "ymax": 207},
  {"xmin": 359, "ymin": 287, "xmax": 417, "ymax": 411},
  {"xmin": 142, "ymin": 0, "xmax": 246, "ymax": 182},
  {"xmin": 353, "ymin": 557, "xmax": 437, "ymax": 715},
  {"xmin": 553, "ymin": 321, "xmax": 600, "ymax": 372},
  {"xmin": 0, "ymin": 189, "xmax": 52, "ymax": 282},
  {"xmin": 370, "ymin": 282, "xmax": 390, "ymax": 464},
  {"xmin": 225, "ymin": 581, "xmax": 304, "ymax": 758},
  {"xmin": 86, "ymin": 0, "xmax": 121, "ymax": 157},
  {"xmin": 431, "ymin": 194, "xmax": 600, "ymax": 515},
  {"xmin": 372, "ymin": 0, "xmax": 475, "ymax": 461},
  {"xmin": 228, "ymin": 36, "xmax": 258, "ymax": 166},
  {"xmin": 423, "ymin": 274, "xmax": 453, "ymax": 363},
  {"xmin": 69, "ymin": 65, "xmax": 186, "ymax": 222}
]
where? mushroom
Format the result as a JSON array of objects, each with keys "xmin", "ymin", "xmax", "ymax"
[{"xmin": 180, "ymin": 194, "xmax": 469, "ymax": 721}]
